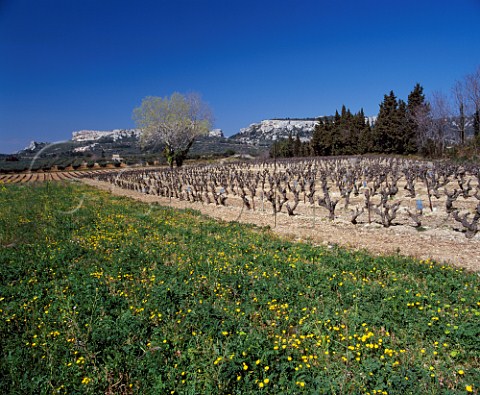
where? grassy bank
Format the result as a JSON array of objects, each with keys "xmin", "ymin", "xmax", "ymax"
[{"xmin": 0, "ymin": 182, "xmax": 479, "ymax": 394}]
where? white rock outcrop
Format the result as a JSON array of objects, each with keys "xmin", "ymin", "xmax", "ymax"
[
  {"xmin": 72, "ymin": 128, "xmax": 224, "ymax": 142},
  {"xmin": 233, "ymin": 119, "xmax": 319, "ymax": 145},
  {"xmin": 233, "ymin": 116, "xmax": 378, "ymax": 145},
  {"xmin": 239, "ymin": 119, "xmax": 318, "ymax": 136},
  {"xmin": 23, "ymin": 141, "xmax": 49, "ymax": 152},
  {"xmin": 73, "ymin": 143, "xmax": 99, "ymax": 153},
  {"xmin": 209, "ymin": 129, "xmax": 224, "ymax": 138},
  {"xmin": 72, "ymin": 129, "xmax": 141, "ymax": 142},
  {"xmin": 24, "ymin": 141, "xmax": 41, "ymax": 151}
]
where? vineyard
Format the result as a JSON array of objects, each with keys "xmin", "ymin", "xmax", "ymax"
[
  {"xmin": 82, "ymin": 157, "xmax": 480, "ymax": 236},
  {"xmin": 0, "ymin": 169, "xmax": 126, "ymax": 184},
  {"xmin": 3, "ymin": 156, "xmax": 480, "ymax": 266},
  {"xmin": 76, "ymin": 157, "xmax": 480, "ymax": 267}
]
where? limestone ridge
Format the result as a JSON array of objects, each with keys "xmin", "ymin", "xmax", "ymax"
[
  {"xmin": 209, "ymin": 129, "xmax": 224, "ymax": 138},
  {"xmin": 23, "ymin": 141, "xmax": 49, "ymax": 152},
  {"xmin": 72, "ymin": 128, "xmax": 225, "ymax": 142},
  {"xmin": 230, "ymin": 119, "xmax": 319, "ymax": 146},
  {"xmin": 230, "ymin": 117, "xmax": 378, "ymax": 146},
  {"xmin": 72, "ymin": 129, "xmax": 142, "ymax": 142}
]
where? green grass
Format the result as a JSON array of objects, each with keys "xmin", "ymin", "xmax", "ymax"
[{"xmin": 1, "ymin": 181, "xmax": 479, "ymax": 395}]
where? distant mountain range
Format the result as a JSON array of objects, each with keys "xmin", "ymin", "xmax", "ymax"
[
  {"xmin": 70, "ymin": 128, "xmax": 224, "ymax": 143},
  {"xmin": 2, "ymin": 114, "xmax": 474, "ymax": 172},
  {"xmin": 15, "ymin": 119, "xmax": 328, "ymax": 157},
  {"xmin": 0, "ymin": 119, "xmax": 321, "ymax": 171},
  {"xmin": 229, "ymin": 117, "xmax": 378, "ymax": 145}
]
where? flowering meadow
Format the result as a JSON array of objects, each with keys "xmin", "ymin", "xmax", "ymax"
[{"xmin": 0, "ymin": 182, "xmax": 479, "ymax": 394}]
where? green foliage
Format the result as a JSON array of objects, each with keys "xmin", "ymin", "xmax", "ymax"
[
  {"xmin": 310, "ymin": 109, "xmax": 372, "ymax": 157},
  {"xmin": 133, "ymin": 93, "xmax": 213, "ymax": 167},
  {"xmin": 272, "ymin": 85, "xmax": 427, "ymax": 160},
  {"xmin": 270, "ymin": 133, "xmax": 304, "ymax": 158},
  {"xmin": 1, "ymin": 182, "xmax": 479, "ymax": 394},
  {"xmin": 373, "ymin": 91, "xmax": 404, "ymax": 154}
]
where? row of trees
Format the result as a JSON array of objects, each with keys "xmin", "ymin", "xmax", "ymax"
[
  {"xmin": 133, "ymin": 67, "xmax": 480, "ymax": 166},
  {"xmin": 272, "ymin": 66, "xmax": 480, "ymax": 159},
  {"xmin": 270, "ymin": 85, "xmax": 427, "ymax": 158}
]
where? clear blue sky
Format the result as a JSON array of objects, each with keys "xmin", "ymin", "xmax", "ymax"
[{"xmin": 1, "ymin": 0, "xmax": 479, "ymax": 154}]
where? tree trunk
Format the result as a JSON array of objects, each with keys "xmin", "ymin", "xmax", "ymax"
[
  {"xmin": 164, "ymin": 146, "xmax": 175, "ymax": 168},
  {"xmin": 174, "ymin": 139, "xmax": 195, "ymax": 167}
]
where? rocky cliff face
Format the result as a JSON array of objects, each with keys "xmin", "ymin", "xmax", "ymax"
[
  {"xmin": 23, "ymin": 141, "xmax": 48, "ymax": 152},
  {"xmin": 209, "ymin": 129, "xmax": 225, "ymax": 138},
  {"xmin": 72, "ymin": 129, "xmax": 141, "ymax": 142},
  {"xmin": 72, "ymin": 128, "xmax": 224, "ymax": 142},
  {"xmin": 230, "ymin": 116, "xmax": 381, "ymax": 145},
  {"xmin": 231, "ymin": 119, "xmax": 319, "ymax": 145}
]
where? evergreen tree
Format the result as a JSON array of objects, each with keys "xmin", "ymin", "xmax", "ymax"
[
  {"xmin": 269, "ymin": 141, "xmax": 279, "ymax": 159},
  {"xmin": 294, "ymin": 133, "xmax": 302, "ymax": 156},
  {"xmin": 301, "ymin": 141, "xmax": 311, "ymax": 157},
  {"xmin": 406, "ymin": 83, "xmax": 427, "ymax": 153},
  {"xmin": 355, "ymin": 109, "xmax": 372, "ymax": 154},
  {"xmin": 337, "ymin": 107, "xmax": 355, "ymax": 155},
  {"xmin": 311, "ymin": 117, "xmax": 332, "ymax": 156},
  {"xmin": 323, "ymin": 118, "xmax": 334, "ymax": 156},
  {"xmin": 286, "ymin": 133, "xmax": 294, "ymax": 157},
  {"xmin": 359, "ymin": 117, "xmax": 373, "ymax": 154},
  {"xmin": 373, "ymin": 91, "xmax": 401, "ymax": 153},
  {"xmin": 347, "ymin": 108, "xmax": 365, "ymax": 154},
  {"xmin": 397, "ymin": 99, "xmax": 409, "ymax": 154},
  {"xmin": 310, "ymin": 120, "xmax": 323, "ymax": 156},
  {"xmin": 310, "ymin": 110, "xmax": 372, "ymax": 156}
]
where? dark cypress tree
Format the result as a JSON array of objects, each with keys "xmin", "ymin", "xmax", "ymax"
[
  {"xmin": 269, "ymin": 140, "xmax": 280, "ymax": 159},
  {"xmin": 339, "ymin": 107, "xmax": 355, "ymax": 155},
  {"xmin": 406, "ymin": 83, "xmax": 427, "ymax": 153},
  {"xmin": 310, "ymin": 119, "xmax": 324, "ymax": 156},
  {"xmin": 397, "ymin": 99, "xmax": 409, "ymax": 154},
  {"xmin": 286, "ymin": 133, "xmax": 294, "ymax": 157},
  {"xmin": 331, "ymin": 109, "xmax": 345, "ymax": 155},
  {"xmin": 360, "ymin": 117, "xmax": 373, "ymax": 154},
  {"xmin": 407, "ymin": 83, "xmax": 426, "ymax": 111},
  {"xmin": 311, "ymin": 117, "xmax": 333, "ymax": 156},
  {"xmin": 373, "ymin": 91, "xmax": 400, "ymax": 153},
  {"xmin": 347, "ymin": 108, "xmax": 366, "ymax": 154},
  {"xmin": 334, "ymin": 109, "xmax": 341, "ymax": 123},
  {"xmin": 332, "ymin": 105, "xmax": 348, "ymax": 155},
  {"xmin": 311, "ymin": 108, "xmax": 372, "ymax": 156},
  {"xmin": 294, "ymin": 133, "xmax": 302, "ymax": 157},
  {"xmin": 323, "ymin": 118, "xmax": 334, "ymax": 156},
  {"xmin": 354, "ymin": 109, "xmax": 371, "ymax": 154}
]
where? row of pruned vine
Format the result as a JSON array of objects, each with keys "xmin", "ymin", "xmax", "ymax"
[{"xmin": 82, "ymin": 156, "xmax": 480, "ymax": 238}]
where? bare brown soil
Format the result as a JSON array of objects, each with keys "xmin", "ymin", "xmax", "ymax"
[
  {"xmin": 81, "ymin": 178, "xmax": 480, "ymax": 272},
  {"xmin": 0, "ymin": 169, "xmax": 122, "ymax": 184}
]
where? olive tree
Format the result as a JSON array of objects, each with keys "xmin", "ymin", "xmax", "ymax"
[{"xmin": 133, "ymin": 92, "xmax": 213, "ymax": 167}]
